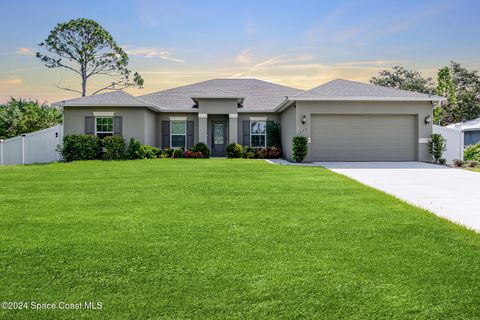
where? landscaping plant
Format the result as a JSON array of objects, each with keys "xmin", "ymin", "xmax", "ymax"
[
  {"xmin": 103, "ymin": 136, "xmax": 126, "ymax": 160},
  {"xmin": 60, "ymin": 134, "xmax": 102, "ymax": 162},
  {"xmin": 464, "ymin": 144, "xmax": 480, "ymax": 161},
  {"xmin": 226, "ymin": 143, "xmax": 243, "ymax": 158},
  {"xmin": 242, "ymin": 146, "xmax": 255, "ymax": 159},
  {"xmin": 428, "ymin": 133, "xmax": 447, "ymax": 163},
  {"xmin": 292, "ymin": 136, "xmax": 308, "ymax": 162},
  {"xmin": 192, "ymin": 142, "xmax": 210, "ymax": 158},
  {"xmin": 266, "ymin": 121, "xmax": 281, "ymax": 148}
]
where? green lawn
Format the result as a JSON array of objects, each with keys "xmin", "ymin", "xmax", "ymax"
[{"xmin": 1, "ymin": 159, "xmax": 479, "ymax": 319}]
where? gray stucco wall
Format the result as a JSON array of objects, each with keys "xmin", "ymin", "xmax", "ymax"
[
  {"xmin": 280, "ymin": 106, "xmax": 296, "ymax": 160},
  {"xmin": 144, "ymin": 109, "xmax": 157, "ymax": 146},
  {"xmin": 295, "ymin": 101, "xmax": 433, "ymax": 162},
  {"xmin": 63, "ymin": 106, "xmax": 151, "ymax": 144},
  {"xmin": 198, "ymin": 98, "xmax": 238, "ymax": 114}
]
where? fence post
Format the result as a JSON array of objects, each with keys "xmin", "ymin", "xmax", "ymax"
[
  {"xmin": 21, "ymin": 134, "xmax": 26, "ymax": 165},
  {"xmin": 0, "ymin": 139, "xmax": 3, "ymax": 166}
]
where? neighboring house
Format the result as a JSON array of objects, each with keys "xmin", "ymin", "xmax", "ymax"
[
  {"xmin": 447, "ymin": 117, "xmax": 480, "ymax": 146},
  {"xmin": 56, "ymin": 78, "xmax": 443, "ymax": 162}
]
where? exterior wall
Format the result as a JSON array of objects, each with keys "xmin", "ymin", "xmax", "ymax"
[
  {"xmin": 156, "ymin": 113, "xmax": 199, "ymax": 148},
  {"xmin": 197, "ymin": 98, "xmax": 238, "ymax": 114},
  {"xmin": 295, "ymin": 101, "xmax": 433, "ymax": 162},
  {"xmin": 63, "ymin": 106, "xmax": 150, "ymax": 144},
  {"xmin": 433, "ymin": 125, "xmax": 464, "ymax": 163},
  {"xmin": 237, "ymin": 112, "xmax": 280, "ymax": 146},
  {"xmin": 144, "ymin": 109, "xmax": 157, "ymax": 146},
  {"xmin": 280, "ymin": 106, "xmax": 297, "ymax": 161}
]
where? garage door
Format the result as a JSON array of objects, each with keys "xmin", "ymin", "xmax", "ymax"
[{"xmin": 311, "ymin": 114, "xmax": 417, "ymax": 161}]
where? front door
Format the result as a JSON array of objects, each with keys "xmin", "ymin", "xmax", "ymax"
[{"xmin": 211, "ymin": 121, "xmax": 227, "ymax": 156}]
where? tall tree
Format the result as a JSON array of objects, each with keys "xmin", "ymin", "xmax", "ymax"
[
  {"xmin": 435, "ymin": 61, "xmax": 480, "ymax": 125},
  {"xmin": 0, "ymin": 98, "xmax": 62, "ymax": 139},
  {"xmin": 36, "ymin": 18, "xmax": 144, "ymax": 96},
  {"xmin": 370, "ymin": 66, "xmax": 434, "ymax": 94}
]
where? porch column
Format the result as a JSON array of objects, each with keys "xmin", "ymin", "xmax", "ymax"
[
  {"xmin": 198, "ymin": 113, "xmax": 208, "ymax": 144},
  {"xmin": 229, "ymin": 113, "xmax": 238, "ymax": 144}
]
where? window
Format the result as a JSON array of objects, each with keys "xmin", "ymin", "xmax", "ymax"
[
  {"xmin": 171, "ymin": 121, "xmax": 186, "ymax": 148},
  {"xmin": 250, "ymin": 121, "xmax": 266, "ymax": 147},
  {"xmin": 96, "ymin": 117, "xmax": 114, "ymax": 138}
]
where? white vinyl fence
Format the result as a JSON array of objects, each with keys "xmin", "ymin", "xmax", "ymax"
[
  {"xmin": 0, "ymin": 124, "xmax": 63, "ymax": 166},
  {"xmin": 433, "ymin": 124, "xmax": 463, "ymax": 164}
]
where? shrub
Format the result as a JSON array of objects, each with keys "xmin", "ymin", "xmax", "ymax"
[
  {"xmin": 103, "ymin": 136, "xmax": 125, "ymax": 160},
  {"xmin": 464, "ymin": 144, "xmax": 480, "ymax": 161},
  {"xmin": 173, "ymin": 148, "xmax": 185, "ymax": 158},
  {"xmin": 242, "ymin": 146, "xmax": 255, "ymax": 159},
  {"xmin": 466, "ymin": 160, "xmax": 479, "ymax": 168},
  {"xmin": 60, "ymin": 134, "xmax": 101, "ymax": 162},
  {"xmin": 266, "ymin": 121, "xmax": 281, "ymax": 148},
  {"xmin": 453, "ymin": 159, "xmax": 464, "ymax": 167},
  {"xmin": 428, "ymin": 133, "xmax": 447, "ymax": 163},
  {"xmin": 438, "ymin": 158, "xmax": 446, "ymax": 165},
  {"xmin": 292, "ymin": 136, "xmax": 308, "ymax": 162},
  {"xmin": 138, "ymin": 145, "xmax": 158, "ymax": 159},
  {"xmin": 254, "ymin": 147, "xmax": 268, "ymax": 159},
  {"xmin": 267, "ymin": 146, "xmax": 283, "ymax": 159},
  {"xmin": 184, "ymin": 150, "xmax": 204, "ymax": 158},
  {"xmin": 162, "ymin": 148, "xmax": 174, "ymax": 158},
  {"xmin": 192, "ymin": 142, "xmax": 210, "ymax": 158},
  {"xmin": 126, "ymin": 138, "xmax": 142, "ymax": 160},
  {"xmin": 226, "ymin": 143, "xmax": 243, "ymax": 158}
]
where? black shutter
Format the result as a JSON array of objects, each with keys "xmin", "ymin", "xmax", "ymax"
[
  {"xmin": 187, "ymin": 121, "xmax": 194, "ymax": 148},
  {"xmin": 113, "ymin": 116, "xmax": 122, "ymax": 136},
  {"xmin": 162, "ymin": 121, "xmax": 170, "ymax": 149},
  {"xmin": 85, "ymin": 116, "xmax": 94, "ymax": 135},
  {"xmin": 242, "ymin": 121, "xmax": 250, "ymax": 146}
]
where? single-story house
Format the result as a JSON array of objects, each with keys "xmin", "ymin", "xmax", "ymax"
[
  {"xmin": 56, "ymin": 78, "xmax": 444, "ymax": 162},
  {"xmin": 447, "ymin": 117, "xmax": 480, "ymax": 146}
]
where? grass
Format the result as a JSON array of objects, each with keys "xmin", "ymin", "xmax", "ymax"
[{"xmin": 1, "ymin": 159, "xmax": 480, "ymax": 319}]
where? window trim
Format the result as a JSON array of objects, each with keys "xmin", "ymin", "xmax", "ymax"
[
  {"xmin": 170, "ymin": 120, "xmax": 187, "ymax": 149},
  {"xmin": 95, "ymin": 116, "xmax": 114, "ymax": 138},
  {"xmin": 250, "ymin": 120, "xmax": 267, "ymax": 147}
]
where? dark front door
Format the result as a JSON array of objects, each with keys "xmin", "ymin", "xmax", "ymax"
[{"xmin": 211, "ymin": 121, "xmax": 227, "ymax": 156}]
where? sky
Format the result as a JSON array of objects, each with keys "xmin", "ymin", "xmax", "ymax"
[{"xmin": 0, "ymin": 0, "xmax": 479, "ymax": 104}]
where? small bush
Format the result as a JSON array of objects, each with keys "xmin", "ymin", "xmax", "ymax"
[
  {"xmin": 254, "ymin": 147, "xmax": 268, "ymax": 159},
  {"xmin": 126, "ymin": 138, "xmax": 143, "ymax": 160},
  {"xmin": 226, "ymin": 143, "xmax": 243, "ymax": 158},
  {"xmin": 103, "ymin": 136, "xmax": 125, "ymax": 160},
  {"xmin": 466, "ymin": 160, "xmax": 479, "ymax": 168},
  {"xmin": 192, "ymin": 142, "xmax": 210, "ymax": 158},
  {"xmin": 242, "ymin": 146, "xmax": 255, "ymax": 159},
  {"xmin": 453, "ymin": 159, "xmax": 464, "ymax": 167},
  {"xmin": 138, "ymin": 145, "xmax": 158, "ymax": 159},
  {"xmin": 464, "ymin": 144, "xmax": 480, "ymax": 161},
  {"xmin": 428, "ymin": 133, "xmax": 447, "ymax": 163},
  {"xmin": 266, "ymin": 121, "xmax": 281, "ymax": 148},
  {"xmin": 173, "ymin": 148, "xmax": 185, "ymax": 158},
  {"xmin": 60, "ymin": 134, "xmax": 102, "ymax": 162},
  {"xmin": 184, "ymin": 150, "xmax": 204, "ymax": 158},
  {"xmin": 267, "ymin": 146, "xmax": 283, "ymax": 159},
  {"xmin": 292, "ymin": 136, "xmax": 308, "ymax": 162},
  {"xmin": 438, "ymin": 158, "xmax": 446, "ymax": 165},
  {"xmin": 161, "ymin": 148, "xmax": 174, "ymax": 158}
]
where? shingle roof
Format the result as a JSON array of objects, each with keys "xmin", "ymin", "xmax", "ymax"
[
  {"xmin": 290, "ymin": 79, "xmax": 444, "ymax": 101},
  {"xmin": 139, "ymin": 79, "xmax": 302, "ymax": 112},
  {"xmin": 53, "ymin": 90, "xmax": 155, "ymax": 109},
  {"xmin": 447, "ymin": 117, "xmax": 480, "ymax": 131}
]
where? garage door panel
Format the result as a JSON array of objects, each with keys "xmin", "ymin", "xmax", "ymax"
[{"xmin": 311, "ymin": 115, "xmax": 417, "ymax": 161}]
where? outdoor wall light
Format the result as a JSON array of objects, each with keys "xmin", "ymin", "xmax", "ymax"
[
  {"xmin": 302, "ymin": 115, "xmax": 307, "ymax": 124},
  {"xmin": 424, "ymin": 115, "xmax": 432, "ymax": 124}
]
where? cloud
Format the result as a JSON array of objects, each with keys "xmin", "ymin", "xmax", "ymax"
[
  {"xmin": 124, "ymin": 47, "xmax": 185, "ymax": 63},
  {"xmin": 236, "ymin": 50, "xmax": 253, "ymax": 64},
  {"xmin": 0, "ymin": 76, "xmax": 23, "ymax": 86},
  {"xmin": 244, "ymin": 21, "xmax": 255, "ymax": 35},
  {"xmin": 16, "ymin": 48, "xmax": 34, "ymax": 55}
]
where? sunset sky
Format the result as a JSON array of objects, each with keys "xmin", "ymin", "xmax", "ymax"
[{"xmin": 1, "ymin": 0, "xmax": 479, "ymax": 104}]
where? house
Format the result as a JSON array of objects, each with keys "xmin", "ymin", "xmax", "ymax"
[
  {"xmin": 57, "ymin": 78, "xmax": 444, "ymax": 162},
  {"xmin": 447, "ymin": 117, "xmax": 480, "ymax": 146}
]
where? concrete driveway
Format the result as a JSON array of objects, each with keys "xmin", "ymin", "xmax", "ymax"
[{"xmin": 318, "ymin": 162, "xmax": 480, "ymax": 232}]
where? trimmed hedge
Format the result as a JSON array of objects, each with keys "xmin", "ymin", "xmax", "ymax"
[
  {"xmin": 60, "ymin": 134, "xmax": 102, "ymax": 162},
  {"xmin": 226, "ymin": 143, "xmax": 243, "ymax": 158},
  {"xmin": 103, "ymin": 136, "xmax": 126, "ymax": 160},
  {"xmin": 292, "ymin": 136, "xmax": 308, "ymax": 162}
]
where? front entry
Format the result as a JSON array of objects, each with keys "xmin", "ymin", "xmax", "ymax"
[{"xmin": 211, "ymin": 121, "xmax": 227, "ymax": 156}]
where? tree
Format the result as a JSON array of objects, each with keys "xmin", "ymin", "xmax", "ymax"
[
  {"xmin": 0, "ymin": 98, "xmax": 62, "ymax": 139},
  {"xmin": 36, "ymin": 18, "xmax": 144, "ymax": 96},
  {"xmin": 435, "ymin": 61, "xmax": 480, "ymax": 125},
  {"xmin": 428, "ymin": 133, "xmax": 447, "ymax": 163},
  {"xmin": 370, "ymin": 66, "xmax": 434, "ymax": 94}
]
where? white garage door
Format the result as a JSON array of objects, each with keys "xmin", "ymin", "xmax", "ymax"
[{"xmin": 311, "ymin": 114, "xmax": 417, "ymax": 161}]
